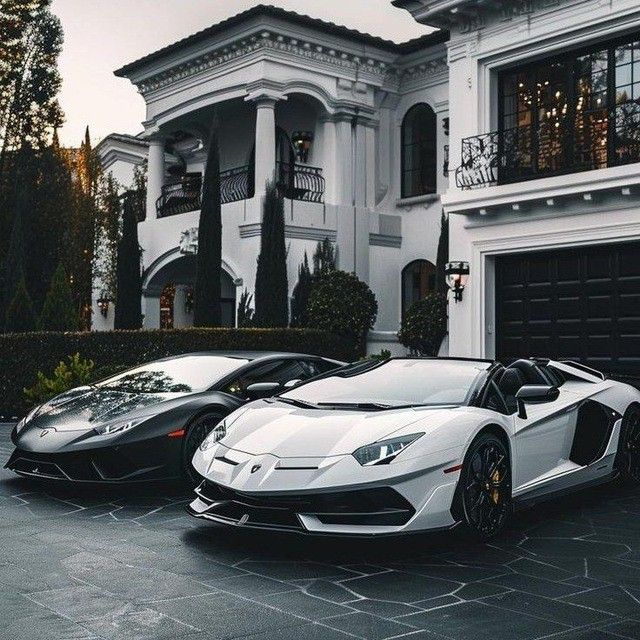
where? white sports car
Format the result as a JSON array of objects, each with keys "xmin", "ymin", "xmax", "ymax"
[{"xmin": 188, "ymin": 357, "xmax": 640, "ymax": 539}]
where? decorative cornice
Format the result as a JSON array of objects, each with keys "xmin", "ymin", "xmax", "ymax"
[
  {"xmin": 239, "ymin": 223, "xmax": 337, "ymax": 242},
  {"xmin": 369, "ymin": 233, "xmax": 402, "ymax": 248},
  {"xmin": 397, "ymin": 56, "xmax": 448, "ymax": 88},
  {"xmin": 137, "ymin": 31, "xmax": 393, "ymax": 95}
]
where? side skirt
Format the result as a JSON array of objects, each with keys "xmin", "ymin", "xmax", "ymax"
[{"xmin": 513, "ymin": 471, "xmax": 617, "ymax": 511}]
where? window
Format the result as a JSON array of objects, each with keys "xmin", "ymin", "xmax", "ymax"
[
  {"xmin": 97, "ymin": 356, "xmax": 250, "ymax": 394},
  {"xmin": 401, "ymin": 104, "xmax": 437, "ymax": 198},
  {"xmin": 498, "ymin": 34, "xmax": 640, "ymax": 183},
  {"xmin": 282, "ymin": 359, "xmax": 491, "ymax": 408},
  {"xmin": 401, "ymin": 260, "xmax": 436, "ymax": 317}
]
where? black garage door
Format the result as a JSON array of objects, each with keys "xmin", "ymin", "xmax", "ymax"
[{"xmin": 496, "ymin": 241, "xmax": 640, "ymax": 380}]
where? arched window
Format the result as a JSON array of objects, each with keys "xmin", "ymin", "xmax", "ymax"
[
  {"xmin": 401, "ymin": 104, "xmax": 437, "ymax": 198},
  {"xmin": 402, "ymin": 260, "xmax": 436, "ymax": 316}
]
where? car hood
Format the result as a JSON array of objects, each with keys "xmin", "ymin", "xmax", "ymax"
[
  {"xmin": 220, "ymin": 399, "xmax": 460, "ymax": 458},
  {"xmin": 28, "ymin": 387, "xmax": 189, "ymax": 432}
]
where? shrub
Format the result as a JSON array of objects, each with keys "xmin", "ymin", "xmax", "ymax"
[
  {"xmin": 0, "ymin": 327, "xmax": 355, "ymax": 416},
  {"xmin": 307, "ymin": 271, "xmax": 377, "ymax": 355},
  {"xmin": 24, "ymin": 353, "xmax": 95, "ymax": 405},
  {"xmin": 237, "ymin": 289, "xmax": 254, "ymax": 328},
  {"xmin": 40, "ymin": 263, "xmax": 79, "ymax": 331},
  {"xmin": 290, "ymin": 253, "xmax": 313, "ymax": 327},
  {"xmin": 397, "ymin": 293, "xmax": 448, "ymax": 356}
]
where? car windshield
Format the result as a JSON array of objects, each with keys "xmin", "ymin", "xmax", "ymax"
[
  {"xmin": 280, "ymin": 359, "xmax": 491, "ymax": 408},
  {"xmin": 96, "ymin": 355, "xmax": 249, "ymax": 394}
]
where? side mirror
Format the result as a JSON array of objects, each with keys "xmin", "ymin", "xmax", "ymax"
[
  {"xmin": 245, "ymin": 382, "xmax": 281, "ymax": 400},
  {"xmin": 515, "ymin": 385, "xmax": 559, "ymax": 419},
  {"xmin": 282, "ymin": 379, "xmax": 302, "ymax": 389}
]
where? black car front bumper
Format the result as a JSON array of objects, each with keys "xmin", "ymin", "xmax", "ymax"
[{"xmin": 5, "ymin": 435, "xmax": 183, "ymax": 483}]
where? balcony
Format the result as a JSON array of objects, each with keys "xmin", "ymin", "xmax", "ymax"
[
  {"xmin": 156, "ymin": 163, "xmax": 324, "ymax": 217},
  {"xmin": 456, "ymin": 100, "xmax": 640, "ymax": 190}
]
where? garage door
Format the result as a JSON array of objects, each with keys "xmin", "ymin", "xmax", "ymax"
[{"xmin": 495, "ymin": 241, "xmax": 640, "ymax": 379}]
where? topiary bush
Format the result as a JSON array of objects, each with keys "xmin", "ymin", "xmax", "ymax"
[
  {"xmin": 0, "ymin": 328, "xmax": 356, "ymax": 417},
  {"xmin": 307, "ymin": 270, "xmax": 377, "ymax": 356},
  {"xmin": 398, "ymin": 292, "xmax": 448, "ymax": 356}
]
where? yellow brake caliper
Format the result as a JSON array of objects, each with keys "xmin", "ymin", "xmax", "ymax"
[{"xmin": 491, "ymin": 469, "xmax": 501, "ymax": 504}]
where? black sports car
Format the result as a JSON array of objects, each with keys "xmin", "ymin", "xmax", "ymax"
[{"xmin": 6, "ymin": 351, "xmax": 343, "ymax": 484}]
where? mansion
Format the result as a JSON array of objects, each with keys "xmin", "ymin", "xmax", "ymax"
[{"xmin": 95, "ymin": 0, "xmax": 640, "ymax": 381}]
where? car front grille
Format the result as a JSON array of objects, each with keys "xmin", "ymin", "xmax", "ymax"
[{"xmin": 195, "ymin": 481, "xmax": 415, "ymax": 530}]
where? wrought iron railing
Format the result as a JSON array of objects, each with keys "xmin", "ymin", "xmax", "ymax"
[
  {"xmin": 156, "ymin": 165, "xmax": 254, "ymax": 217},
  {"xmin": 220, "ymin": 164, "xmax": 253, "ymax": 204},
  {"xmin": 277, "ymin": 162, "xmax": 325, "ymax": 203},
  {"xmin": 156, "ymin": 176, "xmax": 202, "ymax": 217},
  {"xmin": 455, "ymin": 100, "xmax": 640, "ymax": 189}
]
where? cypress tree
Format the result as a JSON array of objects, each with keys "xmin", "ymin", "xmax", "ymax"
[
  {"xmin": 254, "ymin": 180, "xmax": 288, "ymax": 327},
  {"xmin": 312, "ymin": 237, "xmax": 336, "ymax": 277},
  {"xmin": 5, "ymin": 274, "xmax": 36, "ymax": 333},
  {"xmin": 114, "ymin": 191, "xmax": 142, "ymax": 329},
  {"xmin": 290, "ymin": 252, "xmax": 313, "ymax": 327},
  {"xmin": 193, "ymin": 117, "xmax": 222, "ymax": 327},
  {"xmin": 40, "ymin": 262, "xmax": 79, "ymax": 331},
  {"xmin": 435, "ymin": 209, "xmax": 449, "ymax": 293}
]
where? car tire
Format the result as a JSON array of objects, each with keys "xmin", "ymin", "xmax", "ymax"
[
  {"xmin": 182, "ymin": 410, "xmax": 225, "ymax": 486},
  {"xmin": 456, "ymin": 432, "xmax": 512, "ymax": 541},
  {"xmin": 615, "ymin": 404, "xmax": 640, "ymax": 483}
]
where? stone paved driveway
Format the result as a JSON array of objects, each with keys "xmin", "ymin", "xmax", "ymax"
[{"xmin": 1, "ymin": 424, "xmax": 639, "ymax": 640}]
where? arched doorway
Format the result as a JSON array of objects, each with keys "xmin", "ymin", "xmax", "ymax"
[{"xmin": 144, "ymin": 254, "xmax": 237, "ymax": 328}]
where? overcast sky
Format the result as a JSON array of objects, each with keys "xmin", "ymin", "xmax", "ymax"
[{"xmin": 51, "ymin": 0, "xmax": 431, "ymax": 147}]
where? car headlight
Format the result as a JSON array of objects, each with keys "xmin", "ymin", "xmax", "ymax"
[
  {"xmin": 199, "ymin": 419, "xmax": 228, "ymax": 451},
  {"xmin": 352, "ymin": 433, "xmax": 424, "ymax": 466},
  {"xmin": 15, "ymin": 406, "xmax": 41, "ymax": 434},
  {"xmin": 93, "ymin": 416, "xmax": 149, "ymax": 436}
]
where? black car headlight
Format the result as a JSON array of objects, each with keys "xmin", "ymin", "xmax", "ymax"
[
  {"xmin": 93, "ymin": 416, "xmax": 150, "ymax": 436},
  {"xmin": 352, "ymin": 433, "xmax": 424, "ymax": 466},
  {"xmin": 15, "ymin": 406, "xmax": 40, "ymax": 435}
]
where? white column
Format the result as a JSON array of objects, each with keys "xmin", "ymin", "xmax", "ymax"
[
  {"xmin": 146, "ymin": 139, "xmax": 165, "ymax": 221},
  {"xmin": 142, "ymin": 294, "xmax": 160, "ymax": 328},
  {"xmin": 253, "ymin": 97, "xmax": 277, "ymax": 196},
  {"xmin": 173, "ymin": 285, "xmax": 192, "ymax": 328},
  {"xmin": 334, "ymin": 115, "xmax": 354, "ymax": 206},
  {"xmin": 320, "ymin": 116, "xmax": 337, "ymax": 204}
]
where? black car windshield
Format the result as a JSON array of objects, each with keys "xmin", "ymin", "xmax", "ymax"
[
  {"xmin": 96, "ymin": 356, "xmax": 249, "ymax": 394},
  {"xmin": 280, "ymin": 359, "xmax": 491, "ymax": 407}
]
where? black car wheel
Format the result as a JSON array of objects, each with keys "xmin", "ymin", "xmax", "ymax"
[
  {"xmin": 615, "ymin": 405, "xmax": 640, "ymax": 483},
  {"xmin": 459, "ymin": 433, "xmax": 512, "ymax": 541},
  {"xmin": 182, "ymin": 411, "xmax": 225, "ymax": 486}
]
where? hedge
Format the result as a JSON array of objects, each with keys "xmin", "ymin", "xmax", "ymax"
[{"xmin": 0, "ymin": 328, "xmax": 356, "ymax": 418}]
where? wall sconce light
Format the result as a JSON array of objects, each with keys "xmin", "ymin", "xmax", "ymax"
[
  {"xmin": 292, "ymin": 131, "xmax": 313, "ymax": 163},
  {"xmin": 445, "ymin": 261, "xmax": 469, "ymax": 303},
  {"xmin": 97, "ymin": 293, "xmax": 111, "ymax": 318}
]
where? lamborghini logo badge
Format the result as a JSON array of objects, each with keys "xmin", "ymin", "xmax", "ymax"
[
  {"xmin": 250, "ymin": 464, "xmax": 262, "ymax": 474},
  {"xmin": 39, "ymin": 429, "xmax": 51, "ymax": 438}
]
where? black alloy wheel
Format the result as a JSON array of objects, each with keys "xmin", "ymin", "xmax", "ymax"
[
  {"xmin": 460, "ymin": 433, "xmax": 512, "ymax": 541},
  {"xmin": 616, "ymin": 405, "xmax": 640, "ymax": 483},
  {"xmin": 182, "ymin": 411, "xmax": 225, "ymax": 486}
]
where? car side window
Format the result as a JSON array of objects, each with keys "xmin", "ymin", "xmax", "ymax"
[
  {"xmin": 222, "ymin": 360, "xmax": 307, "ymax": 397},
  {"xmin": 298, "ymin": 359, "xmax": 335, "ymax": 379}
]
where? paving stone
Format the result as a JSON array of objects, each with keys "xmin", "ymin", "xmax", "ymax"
[
  {"xmin": 343, "ymin": 570, "xmax": 459, "ymax": 603},
  {"xmin": 322, "ymin": 612, "xmax": 418, "ymax": 640},
  {"xmin": 562, "ymin": 586, "xmax": 640, "ymax": 619},
  {"xmin": 401, "ymin": 601, "xmax": 566, "ymax": 640},
  {"xmin": 257, "ymin": 589, "xmax": 354, "ymax": 620},
  {"xmin": 152, "ymin": 591, "xmax": 302, "ymax": 639},
  {"xmin": 482, "ymin": 591, "xmax": 615, "ymax": 626}
]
